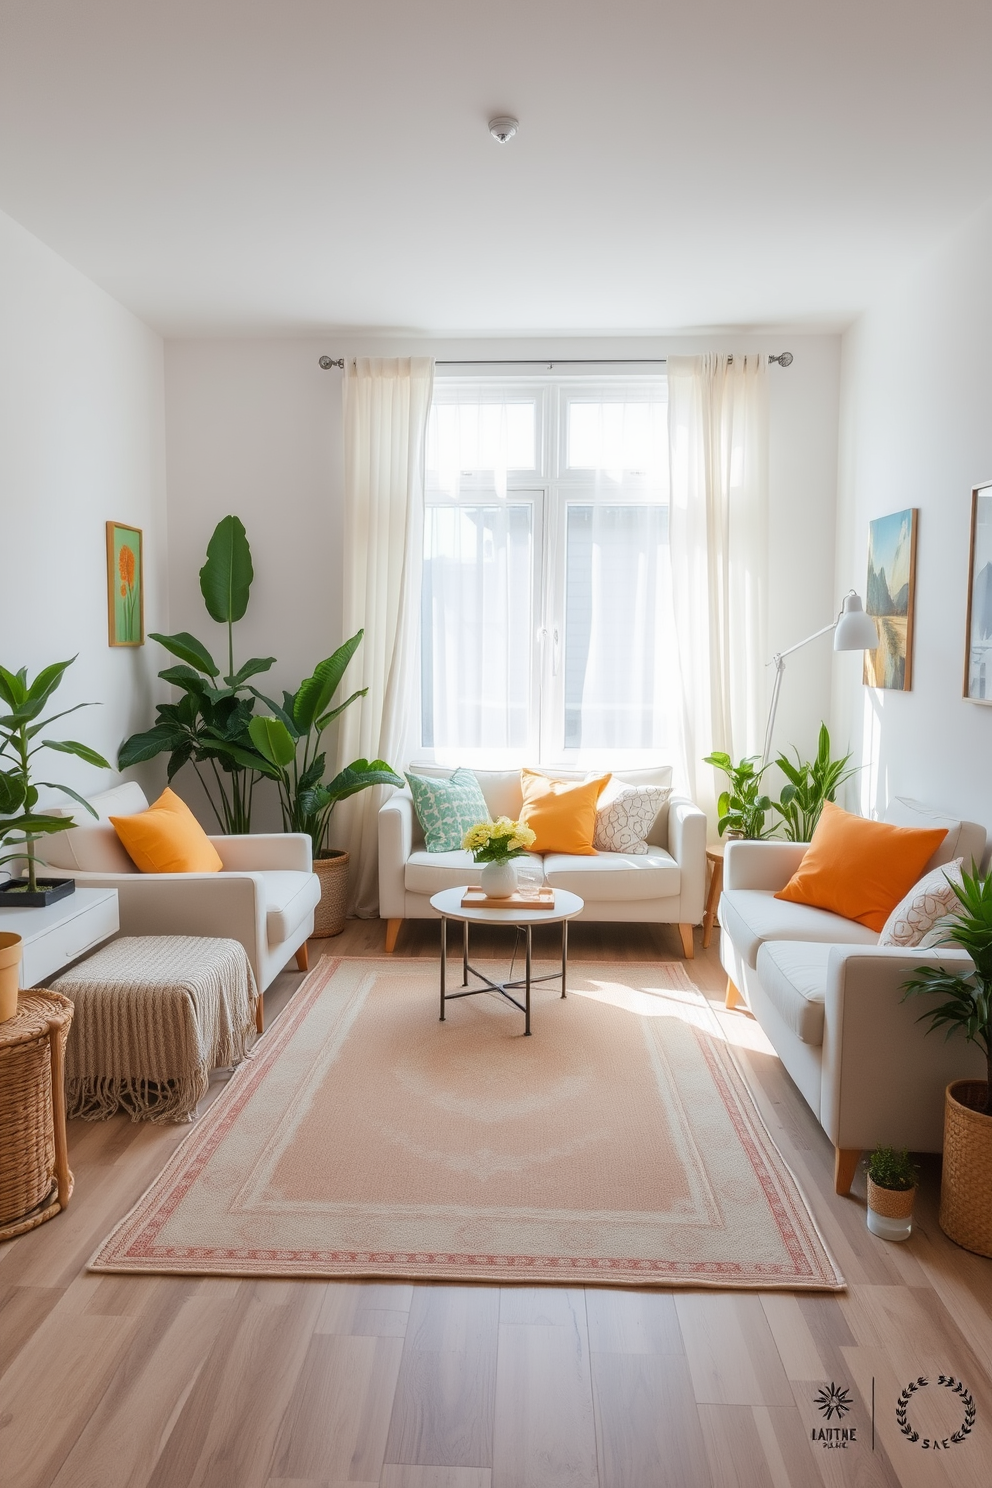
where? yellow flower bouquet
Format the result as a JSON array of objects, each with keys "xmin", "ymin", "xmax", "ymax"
[{"xmin": 462, "ymin": 816, "xmax": 536, "ymax": 865}]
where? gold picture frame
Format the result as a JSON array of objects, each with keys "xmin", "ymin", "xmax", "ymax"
[
  {"xmin": 964, "ymin": 481, "xmax": 992, "ymax": 703},
  {"xmin": 106, "ymin": 521, "xmax": 144, "ymax": 646}
]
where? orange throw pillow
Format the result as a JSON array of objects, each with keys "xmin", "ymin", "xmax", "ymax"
[
  {"xmin": 775, "ymin": 801, "xmax": 947, "ymax": 931},
  {"xmin": 519, "ymin": 770, "xmax": 612, "ymax": 855},
  {"xmin": 111, "ymin": 787, "xmax": 224, "ymax": 874}
]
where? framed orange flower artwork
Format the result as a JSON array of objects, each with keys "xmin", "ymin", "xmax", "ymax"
[{"xmin": 106, "ymin": 521, "xmax": 144, "ymax": 645}]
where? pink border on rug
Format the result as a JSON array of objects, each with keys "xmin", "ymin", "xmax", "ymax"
[{"xmin": 89, "ymin": 957, "xmax": 845, "ymax": 1289}]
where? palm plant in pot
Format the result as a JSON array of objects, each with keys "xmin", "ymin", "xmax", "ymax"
[
  {"xmin": 902, "ymin": 864, "xmax": 992, "ymax": 1256},
  {"xmin": 864, "ymin": 1146, "xmax": 918, "ymax": 1242},
  {"xmin": 0, "ymin": 658, "xmax": 110, "ymax": 912},
  {"xmin": 248, "ymin": 630, "xmax": 403, "ymax": 936}
]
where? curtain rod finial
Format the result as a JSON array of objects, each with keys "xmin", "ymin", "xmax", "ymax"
[{"xmin": 319, "ymin": 356, "xmax": 344, "ymax": 370}]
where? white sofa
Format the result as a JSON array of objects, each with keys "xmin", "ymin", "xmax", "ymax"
[
  {"xmin": 38, "ymin": 782, "xmax": 321, "ymax": 993},
  {"xmin": 378, "ymin": 765, "xmax": 707, "ymax": 956},
  {"xmin": 718, "ymin": 797, "xmax": 987, "ymax": 1193}
]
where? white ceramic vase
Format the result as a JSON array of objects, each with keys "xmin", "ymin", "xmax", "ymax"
[{"xmin": 480, "ymin": 860, "xmax": 517, "ymax": 898}]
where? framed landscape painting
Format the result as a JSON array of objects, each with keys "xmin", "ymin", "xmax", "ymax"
[
  {"xmin": 106, "ymin": 521, "xmax": 144, "ymax": 646},
  {"xmin": 863, "ymin": 508, "xmax": 917, "ymax": 690},
  {"xmin": 964, "ymin": 481, "xmax": 992, "ymax": 703}
]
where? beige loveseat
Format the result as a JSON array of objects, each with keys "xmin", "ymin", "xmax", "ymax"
[
  {"xmin": 378, "ymin": 765, "xmax": 707, "ymax": 956},
  {"xmin": 38, "ymin": 782, "xmax": 321, "ymax": 993},
  {"xmin": 718, "ymin": 797, "xmax": 987, "ymax": 1193}
]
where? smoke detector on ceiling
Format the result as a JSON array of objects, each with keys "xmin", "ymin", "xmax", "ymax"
[{"xmin": 488, "ymin": 116, "xmax": 518, "ymax": 144}]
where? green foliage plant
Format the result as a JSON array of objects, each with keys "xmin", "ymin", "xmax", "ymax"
[
  {"xmin": 247, "ymin": 630, "xmax": 403, "ymax": 859},
  {"xmin": 118, "ymin": 516, "xmax": 278, "ymax": 834},
  {"xmin": 902, "ymin": 864, "xmax": 992, "ymax": 1115},
  {"xmin": 772, "ymin": 722, "xmax": 858, "ymax": 842},
  {"xmin": 702, "ymin": 751, "xmax": 773, "ymax": 838},
  {"xmin": 865, "ymin": 1146, "xmax": 918, "ymax": 1192},
  {"xmin": 0, "ymin": 658, "xmax": 110, "ymax": 893}
]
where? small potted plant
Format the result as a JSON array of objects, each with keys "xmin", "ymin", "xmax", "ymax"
[
  {"xmin": 903, "ymin": 864, "xmax": 992, "ymax": 1256},
  {"xmin": 702, "ymin": 751, "xmax": 774, "ymax": 839},
  {"xmin": 771, "ymin": 723, "xmax": 858, "ymax": 841},
  {"xmin": 248, "ymin": 630, "xmax": 403, "ymax": 935},
  {"xmin": 462, "ymin": 817, "xmax": 536, "ymax": 898},
  {"xmin": 864, "ymin": 1146, "xmax": 919, "ymax": 1241},
  {"xmin": 0, "ymin": 658, "xmax": 110, "ymax": 907}
]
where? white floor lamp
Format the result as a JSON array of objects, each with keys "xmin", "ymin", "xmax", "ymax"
[{"xmin": 761, "ymin": 591, "xmax": 879, "ymax": 766}]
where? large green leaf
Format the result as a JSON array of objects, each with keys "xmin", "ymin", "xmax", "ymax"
[
  {"xmin": 37, "ymin": 782, "xmax": 101, "ymax": 818},
  {"xmin": 41, "ymin": 739, "xmax": 111, "ymax": 769},
  {"xmin": 292, "ymin": 631, "xmax": 364, "ymax": 733},
  {"xmin": 315, "ymin": 688, "xmax": 368, "ymax": 733},
  {"xmin": 0, "ymin": 771, "xmax": 26, "ymax": 813},
  {"xmin": 118, "ymin": 722, "xmax": 188, "ymax": 769},
  {"xmin": 321, "ymin": 758, "xmax": 404, "ymax": 804},
  {"xmin": 226, "ymin": 656, "xmax": 276, "ymax": 689},
  {"xmin": 150, "ymin": 631, "xmax": 220, "ymax": 677},
  {"xmin": 0, "ymin": 666, "xmax": 27, "ymax": 709},
  {"xmin": 199, "ymin": 515, "xmax": 253, "ymax": 625},
  {"xmin": 249, "ymin": 688, "xmax": 299, "ymax": 737},
  {"xmin": 248, "ymin": 715, "xmax": 297, "ymax": 768}
]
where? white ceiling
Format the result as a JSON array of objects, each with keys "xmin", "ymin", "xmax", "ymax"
[{"xmin": 1, "ymin": 0, "xmax": 991, "ymax": 336}]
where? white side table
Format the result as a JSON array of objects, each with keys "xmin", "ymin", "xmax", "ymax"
[
  {"xmin": 429, "ymin": 886, "xmax": 584, "ymax": 1036},
  {"xmin": 0, "ymin": 887, "xmax": 119, "ymax": 988}
]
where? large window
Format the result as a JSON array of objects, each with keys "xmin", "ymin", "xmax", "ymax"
[{"xmin": 420, "ymin": 377, "xmax": 679, "ymax": 765}]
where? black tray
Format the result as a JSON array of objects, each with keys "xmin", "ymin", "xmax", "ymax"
[{"xmin": 0, "ymin": 877, "xmax": 76, "ymax": 908}]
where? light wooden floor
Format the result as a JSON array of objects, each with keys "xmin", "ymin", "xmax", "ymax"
[{"xmin": 2, "ymin": 920, "xmax": 991, "ymax": 1488}]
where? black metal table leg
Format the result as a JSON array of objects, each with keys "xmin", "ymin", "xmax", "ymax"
[
  {"xmin": 463, "ymin": 918, "xmax": 470, "ymax": 985},
  {"xmin": 561, "ymin": 917, "xmax": 568, "ymax": 998},
  {"xmin": 439, "ymin": 915, "xmax": 446, "ymax": 1020},
  {"xmin": 525, "ymin": 924, "xmax": 532, "ymax": 1035}
]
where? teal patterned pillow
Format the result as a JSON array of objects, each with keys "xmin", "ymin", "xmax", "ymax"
[{"xmin": 406, "ymin": 768, "xmax": 490, "ymax": 853}]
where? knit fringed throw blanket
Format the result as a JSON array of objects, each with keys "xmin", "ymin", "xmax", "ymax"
[{"xmin": 53, "ymin": 936, "xmax": 258, "ymax": 1123}]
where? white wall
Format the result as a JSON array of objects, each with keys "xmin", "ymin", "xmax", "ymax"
[
  {"xmin": 0, "ymin": 207, "xmax": 167, "ymax": 828},
  {"xmin": 835, "ymin": 199, "xmax": 992, "ymax": 844},
  {"xmin": 164, "ymin": 331, "xmax": 841, "ymax": 829}
]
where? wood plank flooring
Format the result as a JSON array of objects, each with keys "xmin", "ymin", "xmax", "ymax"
[{"xmin": 2, "ymin": 918, "xmax": 991, "ymax": 1487}]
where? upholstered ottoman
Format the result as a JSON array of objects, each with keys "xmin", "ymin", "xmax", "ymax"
[{"xmin": 52, "ymin": 936, "xmax": 260, "ymax": 1123}]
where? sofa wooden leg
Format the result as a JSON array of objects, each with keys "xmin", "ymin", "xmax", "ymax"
[
  {"xmin": 678, "ymin": 923, "xmax": 695, "ymax": 959},
  {"xmin": 385, "ymin": 918, "xmax": 402, "ymax": 953},
  {"xmin": 255, "ymin": 993, "xmax": 265, "ymax": 1035},
  {"xmin": 724, "ymin": 977, "xmax": 743, "ymax": 1011},
  {"xmin": 295, "ymin": 943, "xmax": 309, "ymax": 973},
  {"xmin": 834, "ymin": 1147, "xmax": 861, "ymax": 1196}
]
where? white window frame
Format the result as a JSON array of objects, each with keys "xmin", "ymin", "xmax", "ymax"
[{"xmin": 420, "ymin": 374, "xmax": 671, "ymax": 769}]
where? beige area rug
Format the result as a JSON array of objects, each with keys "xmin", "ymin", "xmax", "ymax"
[{"xmin": 89, "ymin": 956, "xmax": 843, "ymax": 1289}]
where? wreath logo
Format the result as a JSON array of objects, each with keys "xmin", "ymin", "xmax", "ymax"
[{"xmin": 895, "ymin": 1375, "xmax": 976, "ymax": 1449}]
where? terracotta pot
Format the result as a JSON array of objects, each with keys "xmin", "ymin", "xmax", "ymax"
[
  {"xmin": 939, "ymin": 1080, "xmax": 992, "ymax": 1257},
  {"xmin": 0, "ymin": 933, "xmax": 22, "ymax": 1022},
  {"xmin": 312, "ymin": 850, "xmax": 350, "ymax": 938},
  {"xmin": 866, "ymin": 1175, "xmax": 916, "ymax": 1241}
]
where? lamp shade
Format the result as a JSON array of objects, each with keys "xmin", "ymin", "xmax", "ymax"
[{"xmin": 833, "ymin": 593, "xmax": 879, "ymax": 651}]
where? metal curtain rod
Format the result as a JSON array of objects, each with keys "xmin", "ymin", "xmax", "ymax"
[{"xmin": 318, "ymin": 352, "xmax": 794, "ymax": 370}]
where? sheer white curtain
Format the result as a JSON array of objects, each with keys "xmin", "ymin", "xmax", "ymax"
[
  {"xmin": 667, "ymin": 354, "xmax": 768, "ymax": 826},
  {"xmin": 335, "ymin": 356, "xmax": 434, "ymax": 916}
]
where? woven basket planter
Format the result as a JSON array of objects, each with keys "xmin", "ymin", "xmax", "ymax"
[
  {"xmin": 866, "ymin": 1177, "xmax": 916, "ymax": 1221},
  {"xmin": 0, "ymin": 990, "xmax": 74, "ymax": 1239},
  {"xmin": 939, "ymin": 1079, "xmax": 992, "ymax": 1257},
  {"xmin": 313, "ymin": 850, "xmax": 350, "ymax": 938},
  {"xmin": 0, "ymin": 932, "xmax": 22, "ymax": 1022}
]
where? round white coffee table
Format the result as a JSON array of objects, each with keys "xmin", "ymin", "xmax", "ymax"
[{"xmin": 429, "ymin": 886, "xmax": 584, "ymax": 1036}]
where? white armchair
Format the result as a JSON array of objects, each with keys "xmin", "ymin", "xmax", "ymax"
[{"xmin": 38, "ymin": 783, "xmax": 321, "ymax": 993}]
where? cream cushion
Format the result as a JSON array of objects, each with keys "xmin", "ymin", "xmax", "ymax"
[
  {"xmin": 755, "ymin": 941, "xmax": 831, "ymax": 1047},
  {"xmin": 719, "ymin": 888, "xmax": 878, "ymax": 970},
  {"xmin": 882, "ymin": 796, "xmax": 984, "ymax": 871},
  {"xmin": 593, "ymin": 782, "xmax": 670, "ymax": 855},
  {"xmin": 878, "ymin": 859, "xmax": 964, "ymax": 947},
  {"xmin": 405, "ymin": 850, "xmax": 544, "ymax": 896},
  {"xmin": 264, "ymin": 871, "xmax": 323, "ymax": 944},
  {"xmin": 543, "ymin": 850, "xmax": 680, "ymax": 902},
  {"xmin": 40, "ymin": 781, "xmax": 148, "ymax": 874}
]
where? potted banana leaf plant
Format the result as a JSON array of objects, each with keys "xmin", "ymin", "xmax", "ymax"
[
  {"xmin": 118, "ymin": 516, "xmax": 278, "ymax": 833},
  {"xmin": 248, "ymin": 630, "xmax": 403, "ymax": 936},
  {"xmin": 0, "ymin": 658, "xmax": 110, "ymax": 906}
]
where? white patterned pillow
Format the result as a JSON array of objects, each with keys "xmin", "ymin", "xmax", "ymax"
[
  {"xmin": 878, "ymin": 859, "xmax": 964, "ymax": 947},
  {"xmin": 593, "ymin": 784, "xmax": 669, "ymax": 856}
]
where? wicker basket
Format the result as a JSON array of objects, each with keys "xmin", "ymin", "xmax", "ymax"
[
  {"xmin": 312, "ymin": 850, "xmax": 350, "ymax": 938},
  {"xmin": 0, "ymin": 990, "xmax": 74, "ymax": 1239},
  {"xmin": 939, "ymin": 1079, "xmax": 992, "ymax": 1257},
  {"xmin": 866, "ymin": 1176, "xmax": 916, "ymax": 1221}
]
